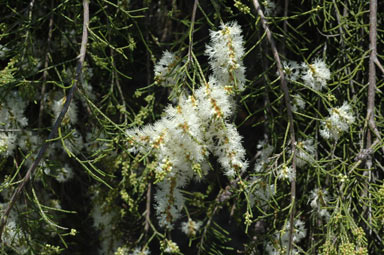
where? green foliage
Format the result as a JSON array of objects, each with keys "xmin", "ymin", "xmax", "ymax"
[{"xmin": 0, "ymin": 0, "xmax": 384, "ymax": 254}]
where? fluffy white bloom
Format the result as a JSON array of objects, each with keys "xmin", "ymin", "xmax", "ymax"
[
  {"xmin": 262, "ymin": 0, "xmax": 277, "ymax": 16},
  {"xmin": 213, "ymin": 123, "xmax": 248, "ymax": 177},
  {"xmin": 254, "ymin": 139, "xmax": 274, "ymax": 173},
  {"xmin": 291, "ymin": 94, "xmax": 305, "ymax": 112},
  {"xmin": 295, "ymin": 138, "xmax": 315, "ymax": 168},
  {"xmin": 0, "ymin": 132, "xmax": 17, "ymax": 156},
  {"xmin": 163, "ymin": 239, "xmax": 180, "ymax": 254},
  {"xmin": 52, "ymin": 97, "xmax": 78, "ymax": 125},
  {"xmin": 154, "ymin": 50, "xmax": 180, "ymax": 87},
  {"xmin": 282, "ymin": 60, "xmax": 300, "ymax": 82},
  {"xmin": 302, "ymin": 58, "xmax": 331, "ymax": 91},
  {"xmin": 127, "ymin": 22, "xmax": 248, "ymax": 230},
  {"xmin": 154, "ymin": 178, "xmax": 185, "ymax": 229},
  {"xmin": 0, "ymin": 44, "xmax": 10, "ymax": 58},
  {"xmin": 0, "ymin": 91, "xmax": 28, "ymax": 129},
  {"xmin": 128, "ymin": 247, "xmax": 151, "ymax": 255},
  {"xmin": 320, "ymin": 102, "xmax": 355, "ymax": 140},
  {"xmin": 181, "ymin": 219, "xmax": 202, "ymax": 237},
  {"xmin": 276, "ymin": 165, "xmax": 294, "ymax": 182},
  {"xmin": 280, "ymin": 219, "xmax": 307, "ymax": 247},
  {"xmin": 309, "ymin": 188, "xmax": 330, "ymax": 218},
  {"xmin": 205, "ymin": 21, "xmax": 246, "ymax": 91},
  {"xmin": 249, "ymin": 178, "xmax": 275, "ymax": 209},
  {"xmin": 195, "ymin": 78, "xmax": 234, "ymax": 121},
  {"xmin": 55, "ymin": 164, "xmax": 74, "ymax": 182}
]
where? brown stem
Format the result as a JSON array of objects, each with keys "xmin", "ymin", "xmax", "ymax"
[
  {"xmin": 144, "ymin": 183, "xmax": 151, "ymax": 233},
  {"xmin": 365, "ymin": 0, "xmax": 377, "ymax": 236},
  {"xmin": 0, "ymin": 0, "xmax": 90, "ymax": 242},
  {"xmin": 251, "ymin": 1, "xmax": 297, "ymax": 254}
]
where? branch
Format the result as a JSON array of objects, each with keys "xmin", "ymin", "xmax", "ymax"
[
  {"xmin": 187, "ymin": 0, "xmax": 199, "ymax": 63},
  {"xmin": 0, "ymin": 0, "xmax": 90, "ymax": 242},
  {"xmin": 364, "ymin": 0, "xmax": 377, "ymax": 236},
  {"xmin": 251, "ymin": 1, "xmax": 297, "ymax": 254}
]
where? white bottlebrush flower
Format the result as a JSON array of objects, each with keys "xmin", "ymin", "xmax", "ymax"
[
  {"xmin": 55, "ymin": 164, "xmax": 74, "ymax": 183},
  {"xmin": 254, "ymin": 139, "xmax": 274, "ymax": 173},
  {"xmin": 291, "ymin": 94, "xmax": 305, "ymax": 112},
  {"xmin": 128, "ymin": 247, "xmax": 151, "ymax": 255},
  {"xmin": 154, "ymin": 178, "xmax": 185, "ymax": 229},
  {"xmin": 295, "ymin": 138, "xmax": 315, "ymax": 168},
  {"xmin": 301, "ymin": 58, "xmax": 331, "ymax": 91},
  {"xmin": 0, "ymin": 132, "xmax": 17, "ymax": 156},
  {"xmin": 195, "ymin": 77, "xmax": 234, "ymax": 121},
  {"xmin": 163, "ymin": 239, "xmax": 180, "ymax": 254},
  {"xmin": 320, "ymin": 102, "xmax": 355, "ymax": 140},
  {"xmin": 205, "ymin": 21, "xmax": 246, "ymax": 91},
  {"xmin": 0, "ymin": 91, "xmax": 28, "ymax": 129},
  {"xmin": 213, "ymin": 123, "xmax": 248, "ymax": 177},
  {"xmin": 181, "ymin": 219, "xmax": 202, "ymax": 237},
  {"xmin": 52, "ymin": 97, "xmax": 78, "ymax": 125},
  {"xmin": 0, "ymin": 44, "xmax": 10, "ymax": 58},
  {"xmin": 276, "ymin": 164, "xmax": 294, "ymax": 182},
  {"xmin": 281, "ymin": 219, "xmax": 307, "ymax": 245},
  {"xmin": 309, "ymin": 188, "xmax": 330, "ymax": 218},
  {"xmin": 282, "ymin": 60, "xmax": 300, "ymax": 82},
  {"xmin": 262, "ymin": 0, "xmax": 277, "ymax": 16},
  {"xmin": 154, "ymin": 50, "xmax": 180, "ymax": 87}
]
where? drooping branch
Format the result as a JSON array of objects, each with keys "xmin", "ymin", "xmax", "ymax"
[
  {"xmin": 363, "ymin": 0, "xmax": 378, "ymax": 236},
  {"xmin": 251, "ymin": 1, "xmax": 297, "ymax": 254},
  {"xmin": 0, "ymin": 0, "xmax": 90, "ymax": 242}
]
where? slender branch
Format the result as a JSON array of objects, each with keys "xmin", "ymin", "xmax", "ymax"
[
  {"xmin": 251, "ymin": 1, "xmax": 297, "ymax": 254},
  {"xmin": 144, "ymin": 183, "xmax": 151, "ymax": 233},
  {"xmin": 0, "ymin": 0, "xmax": 90, "ymax": 242},
  {"xmin": 365, "ymin": 0, "xmax": 377, "ymax": 236},
  {"xmin": 187, "ymin": 0, "xmax": 199, "ymax": 63}
]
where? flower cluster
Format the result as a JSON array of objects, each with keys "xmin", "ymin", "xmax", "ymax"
[
  {"xmin": 302, "ymin": 58, "xmax": 331, "ymax": 91},
  {"xmin": 127, "ymin": 22, "xmax": 248, "ymax": 230},
  {"xmin": 205, "ymin": 21, "xmax": 246, "ymax": 92},
  {"xmin": 154, "ymin": 50, "xmax": 181, "ymax": 88},
  {"xmin": 265, "ymin": 219, "xmax": 307, "ymax": 255},
  {"xmin": 320, "ymin": 102, "xmax": 355, "ymax": 140}
]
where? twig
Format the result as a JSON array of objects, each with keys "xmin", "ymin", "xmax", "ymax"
[
  {"xmin": 0, "ymin": 0, "xmax": 90, "ymax": 242},
  {"xmin": 365, "ymin": 0, "xmax": 378, "ymax": 236},
  {"xmin": 251, "ymin": 1, "xmax": 297, "ymax": 254},
  {"xmin": 144, "ymin": 183, "xmax": 151, "ymax": 233},
  {"xmin": 187, "ymin": 0, "xmax": 199, "ymax": 63}
]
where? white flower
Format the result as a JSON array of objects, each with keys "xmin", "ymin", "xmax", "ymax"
[
  {"xmin": 281, "ymin": 219, "xmax": 307, "ymax": 245},
  {"xmin": 0, "ymin": 132, "xmax": 17, "ymax": 156},
  {"xmin": 128, "ymin": 247, "xmax": 151, "ymax": 255},
  {"xmin": 205, "ymin": 21, "xmax": 246, "ymax": 91},
  {"xmin": 276, "ymin": 165, "xmax": 294, "ymax": 182},
  {"xmin": 52, "ymin": 97, "xmax": 78, "ymax": 125},
  {"xmin": 282, "ymin": 60, "xmax": 300, "ymax": 82},
  {"xmin": 154, "ymin": 50, "xmax": 180, "ymax": 87},
  {"xmin": 181, "ymin": 219, "xmax": 202, "ymax": 237},
  {"xmin": 55, "ymin": 164, "xmax": 74, "ymax": 182},
  {"xmin": 302, "ymin": 58, "xmax": 331, "ymax": 91},
  {"xmin": 291, "ymin": 94, "xmax": 305, "ymax": 112},
  {"xmin": 154, "ymin": 178, "xmax": 185, "ymax": 229},
  {"xmin": 309, "ymin": 188, "xmax": 330, "ymax": 218},
  {"xmin": 262, "ymin": 0, "xmax": 277, "ymax": 16},
  {"xmin": 295, "ymin": 138, "xmax": 315, "ymax": 168},
  {"xmin": 162, "ymin": 239, "xmax": 180, "ymax": 254},
  {"xmin": 320, "ymin": 102, "xmax": 355, "ymax": 140}
]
